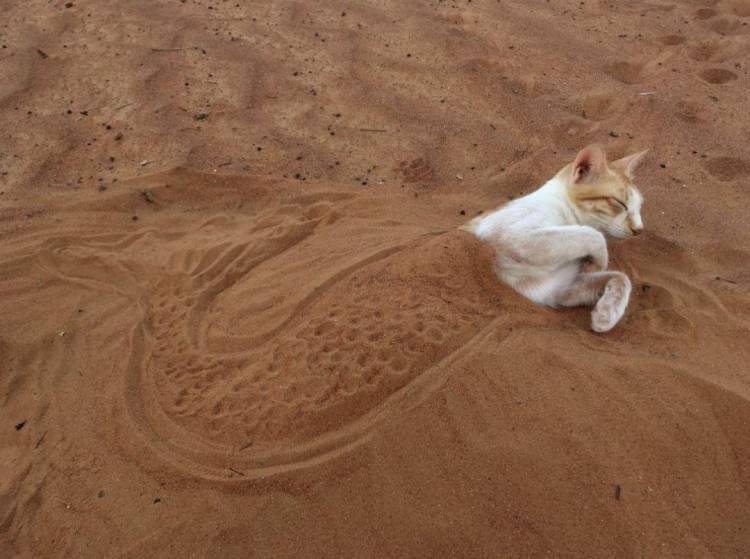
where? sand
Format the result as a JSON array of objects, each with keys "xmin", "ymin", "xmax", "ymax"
[{"xmin": 1, "ymin": 0, "xmax": 749, "ymax": 557}]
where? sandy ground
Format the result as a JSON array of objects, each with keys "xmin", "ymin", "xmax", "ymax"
[{"xmin": 1, "ymin": 0, "xmax": 750, "ymax": 557}]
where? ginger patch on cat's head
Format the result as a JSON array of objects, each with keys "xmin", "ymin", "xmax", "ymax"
[{"xmin": 564, "ymin": 145, "xmax": 648, "ymax": 239}]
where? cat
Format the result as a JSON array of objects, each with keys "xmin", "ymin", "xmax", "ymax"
[{"xmin": 462, "ymin": 145, "xmax": 648, "ymax": 332}]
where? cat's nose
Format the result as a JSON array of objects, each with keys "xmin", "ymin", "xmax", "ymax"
[{"xmin": 631, "ymin": 227, "xmax": 643, "ymax": 236}]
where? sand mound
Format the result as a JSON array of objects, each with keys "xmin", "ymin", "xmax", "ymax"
[{"xmin": 1, "ymin": 0, "xmax": 749, "ymax": 557}]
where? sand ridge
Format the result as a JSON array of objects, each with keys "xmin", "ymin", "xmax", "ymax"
[{"xmin": 1, "ymin": 0, "xmax": 750, "ymax": 557}]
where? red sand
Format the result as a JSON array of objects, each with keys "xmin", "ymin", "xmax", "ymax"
[{"xmin": 1, "ymin": 1, "xmax": 749, "ymax": 557}]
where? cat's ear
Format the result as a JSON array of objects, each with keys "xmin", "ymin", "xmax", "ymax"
[
  {"xmin": 611, "ymin": 149, "xmax": 649, "ymax": 178},
  {"xmin": 571, "ymin": 144, "xmax": 608, "ymax": 184}
]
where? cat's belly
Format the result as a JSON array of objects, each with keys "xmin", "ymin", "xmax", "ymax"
[{"xmin": 495, "ymin": 257, "xmax": 580, "ymax": 307}]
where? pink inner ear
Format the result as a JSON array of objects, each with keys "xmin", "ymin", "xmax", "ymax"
[
  {"xmin": 572, "ymin": 162, "xmax": 591, "ymax": 182},
  {"xmin": 572, "ymin": 145, "xmax": 608, "ymax": 183}
]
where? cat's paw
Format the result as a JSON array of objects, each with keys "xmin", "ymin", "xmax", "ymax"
[{"xmin": 591, "ymin": 273, "xmax": 631, "ymax": 332}]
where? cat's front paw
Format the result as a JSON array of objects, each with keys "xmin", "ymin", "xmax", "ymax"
[{"xmin": 591, "ymin": 273, "xmax": 631, "ymax": 332}]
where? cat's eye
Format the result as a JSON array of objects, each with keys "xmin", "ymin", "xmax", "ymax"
[{"xmin": 611, "ymin": 198, "xmax": 628, "ymax": 211}]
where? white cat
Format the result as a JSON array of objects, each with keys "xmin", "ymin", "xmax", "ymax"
[{"xmin": 462, "ymin": 145, "xmax": 648, "ymax": 332}]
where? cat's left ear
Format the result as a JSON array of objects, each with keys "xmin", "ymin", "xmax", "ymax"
[{"xmin": 612, "ymin": 149, "xmax": 649, "ymax": 178}]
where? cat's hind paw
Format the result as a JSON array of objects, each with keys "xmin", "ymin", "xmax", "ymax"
[{"xmin": 591, "ymin": 273, "xmax": 631, "ymax": 332}]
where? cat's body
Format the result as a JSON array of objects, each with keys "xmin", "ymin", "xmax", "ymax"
[{"xmin": 463, "ymin": 145, "xmax": 647, "ymax": 332}]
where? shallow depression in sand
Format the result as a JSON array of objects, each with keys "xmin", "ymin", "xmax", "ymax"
[
  {"xmin": 703, "ymin": 156, "xmax": 750, "ymax": 181},
  {"xmin": 700, "ymin": 68, "xmax": 738, "ymax": 84}
]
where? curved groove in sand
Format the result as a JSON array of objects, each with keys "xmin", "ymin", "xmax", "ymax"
[
  {"xmin": 116, "ymin": 228, "xmax": 504, "ymax": 480},
  {"xmin": 124, "ymin": 297, "xmax": 513, "ymax": 481},
  {"xmin": 190, "ymin": 240, "xmax": 432, "ymax": 353},
  {"xmin": 123, "ymin": 321, "xmax": 381, "ymax": 480}
]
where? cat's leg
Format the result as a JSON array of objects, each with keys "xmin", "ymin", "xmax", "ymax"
[
  {"xmin": 521, "ymin": 226, "xmax": 608, "ymax": 271},
  {"xmin": 557, "ymin": 271, "xmax": 632, "ymax": 332}
]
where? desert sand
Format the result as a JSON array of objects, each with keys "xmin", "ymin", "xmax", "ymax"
[{"xmin": 1, "ymin": 0, "xmax": 749, "ymax": 557}]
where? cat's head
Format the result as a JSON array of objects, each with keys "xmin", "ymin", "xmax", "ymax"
[{"xmin": 563, "ymin": 144, "xmax": 648, "ymax": 239}]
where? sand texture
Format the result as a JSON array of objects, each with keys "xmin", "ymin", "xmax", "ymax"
[{"xmin": 1, "ymin": 0, "xmax": 750, "ymax": 557}]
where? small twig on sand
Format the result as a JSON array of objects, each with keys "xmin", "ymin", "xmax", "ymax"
[
  {"xmin": 360, "ymin": 128, "xmax": 388, "ymax": 132},
  {"xmin": 115, "ymin": 102, "xmax": 133, "ymax": 111},
  {"xmin": 715, "ymin": 276, "xmax": 738, "ymax": 284},
  {"xmin": 637, "ymin": 91, "xmax": 655, "ymax": 96},
  {"xmin": 229, "ymin": 467, "xmax": 245, "ymax": 476},
  {"xmin": 217, "ymin": 161, "xmax": 232, "ymax": 168},
  {"xmin": 151, "ymin": 47, "xmax": 184, "ymax": 52},
  {"xmin": 36, "ymin": 430, "xmax": 48, "ymax": 448}
]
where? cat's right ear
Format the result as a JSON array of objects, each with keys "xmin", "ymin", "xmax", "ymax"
[
  {"xmin": 571, "ymin": 144, "xmax": 608, "ymax": 184},
  {"xmin": 612, "ymin": 149, "xmax": 649, "ymax": 178}
]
